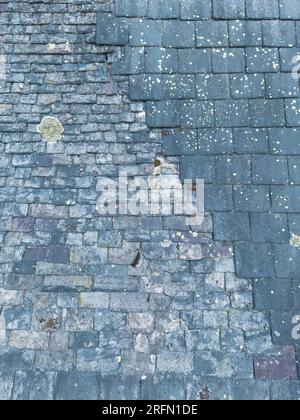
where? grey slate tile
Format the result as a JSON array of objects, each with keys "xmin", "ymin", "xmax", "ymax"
[
  {"xmin": 180, "ymin": 0, "xmax": 212, "ymax": 20},
  {"xmin": 214, "ymin": 212, "xmax": 250, "ymax": 241},
  {"xmin": 147, "ymin": 100, "xmax": 179, "ymax": 128},
  {"xmin": 212, "ymin": 48, "xmax": 245, "ymax": 73},
  {"xmin": 198, "ymin": 128, "xmax": 234, "ymax": 154},
  {"xmin": 246, "ymin": 0, "xmax": 279, "ymax": 19},
  {"xmin": 235, "ymin": 242, "xmax": 274, "ymax": 278},
  {"xmin": 286, "ymin": 99, "xmax": 300, "ymax": 126},
  {"xmin": 250, "ymin": 213, "xmax": 289, "ymax": 243},
  {"xmin": 250, "ymin": 99, "xmax": 285, "ymax": 127},
  {"xmin": 196, "ymin": 74, "xmax": 230, "ymax": 100},
  {"xmin": 115, "ymin": 0, "xmax": 148, "ymax": 17},
  {"xmin": 246, "ymin": 48, "xmax": 280, "ymax": 73},
  {"xmin": 229, "ymin": 20, "xmax": 262, "ymax": 47},
  {"xmin": 73, "ymin": 332, "xmax": 99, "ymax": 349},
  {"xmin": 216, "ymin": 155, "xmax": 252, "ymax": 184},
  {"xmin": 180, "ymin": 155, "xmax": 215, "ymax": 183},
  {"xmin": 215, "ymin": 100, "xmax": 250, "ymax": 128},
  {"xmin": 130, "ymin": 19, "xmax": 162, "ymax": 46},
  {"xmin": 178, "ymin": 49, "xmax": 211, "ymax": 74},
  {"xmin": 252, "ymin": 155, "xmax": 289, "ymax": 184},
  {"xmin": 254, "ymin": 278, "xmax": 293, "ymax": 311},
  {"xmin": 289, "ymin": 157, "xmax": 300, "ymax": 184},
  {"xmin": 13, "ymin": 371, "xmax": 56, "ymax": 401},
  {"xmin": 266, "ymin": 74, "xmax": 300, "ymax": 99},
  {"xmin": 273, "ymin": 244, "xmax": 300, "ymax": 277},
  {"xmin": 141, "ymin": 375, "xmax": 186, "ymax": 400},
  {"xmin": 289, "ymin": 214, "xmax": 300, "ymax": 236},
  {"xmin": 205, "ymin": 185, "xmax": 234, "ymax": 211},
  {"xmin": 279, "ymin": 47, "xmax": 300, "ymax": 72},
  {"xmin": 112, "ymin": 47, "xmax": 144, "ymax": 75},
  {"xmin": 194, "ymin": 351, "xmax": 253, "ymax": 379},
  {"xmin": 270, "ymin": 381, "xmax": 300, "ymax": 401},
  {"xmin": 292, "ymin": 279, "xmax": 300, "ymax": 310},
  {"xmin": 0, "ymin": 349, "xmax": 35, "ymax": 373},
  {"xmin": 262, "ymin": 21, "xmax": 296, "ymax": 47},
  {"xmin": 279, "ymin": 0, "xmax": 300, "ymax": 19},
  {"xmin": 0, "ymin": 374, "xmax": 13, "ymax": 401},
  {"xmin": 269, "ymin": 128, "xmax": 300, "ymax": 155},
  {"xmin": 196, "ymin": 21, "xmax": 228, "ymax": 47},
  {"xmin": 162, "ymin": 129, "xmax": 198, "ymax": 156},
  {"xmin": 96, "ymin": 13, "xmax": 128, "ymax": 46},
  {"xmin": 186, "ymin": 377, "xmax": 229, "ymax": 400},
  {"xmin": 180, "ymin": 100, "xmax": 215, "ymax": 128},
  {"xmin": 230, "ymin": 74, "xmax": 265, "ymax": 99},
  {"xmin": 163, "ymin": 74, "xmax": 197, "ymax": 99},
  {"xmin": 162, "ymin": 21, "xmax": 195, "ymax": 48},
  {"xmin": 129, "ymin": 75, "xmax": 163, "ymax": 101},
  {"xmin": 145, "ymin": 47, "xmax": 177, "ymax": 73},
  {"xmin": 234, "ymin": 185, "xmax": 271, "ymax": 212},
  {"xmin": 233, "ymin": 129, "xmax": 269, "ymax": 154},
  {"xmin": 100, "ymin": 375, "xmax": 141, "ymax": 400},
  {"xmin": 54, "ymin": 372, "xmax": 99, "ymax": 400},
  {"xmin": 271, "ymin": 186, "xmax": 300, "ymax": 213},
  {"xmin": 213, "ymin": 0, "xmax": 245, "ymax": 19},
  {"xmin": 228, "ymin": 380, "xmax": 270, "ymax": 401},
  {"xmin": 148, "ymin": 0, "xmax": 179, "ymax": 19}
]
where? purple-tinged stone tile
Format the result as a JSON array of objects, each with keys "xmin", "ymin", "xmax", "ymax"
[
  {"xmin": 35, "ymin": 155, "xmax": 53, "ymax": 167},
  {"xmin": 254, "ymin": 346, "xmax": 298, "ymax": 380},
  {"xmin": 45, "ymin": 246, "xmax": 70, "ymax": 264},
  {"xmin": 12, "ymin": 217, "xmax": 35, "ymax": 233},
  {"xmin": 202, "ymin": 243, "xmax": 234, "ymax": 259},
  {"xmin": 23, "ymin": 247, "xmax": 47, "ymax": 262},
  {"xmin": 34, "ymin": 219, "xmax": 58, "ymax": 232},
  {"xmin": 102, "ymin": 82, "xmax": 118, "ymax": 95}
]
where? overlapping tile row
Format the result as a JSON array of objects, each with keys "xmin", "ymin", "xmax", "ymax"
[{"xmin": 0, "ymin": 0, "xmax": 300, "ymax": 400}]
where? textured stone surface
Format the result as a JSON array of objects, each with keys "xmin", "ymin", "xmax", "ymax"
[{"xmin": 0, "ymin": 0, "xmax": 300, "ymax": 401}]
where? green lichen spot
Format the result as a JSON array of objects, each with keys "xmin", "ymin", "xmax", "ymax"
[{"xmin": 37, "ymin": 116, "xmax": 64, "ymax": 143}]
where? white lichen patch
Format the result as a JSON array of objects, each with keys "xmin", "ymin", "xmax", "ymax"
[
  {"xmin": 47, "ymin": 41, "xmax": 71, "ymax": 54},
  {"xmin": 152, "ymin": 157, "xmax": 178, "ymax": 176},
  {"xmin": 37, "ymin": 116, "xmax": 64, "ymax": 143},
  {"xmin": 148, "ymin": 157, "xmax": 180, "ymax": 190},
  {"xmin": 0, "ymin": 315, "xmax": 6, "ymax": 341},
  {"xmin": 290, "ymin": 233, "xmax": 300, "ymax": 249},
  {"xmin": 161, "ymin": 240, "xmax": 172, "ymax": 248}
]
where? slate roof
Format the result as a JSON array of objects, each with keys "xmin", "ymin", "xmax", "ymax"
[{"xmin": 0, "ymin": 0, "xmax": 300, "ymax": 400}]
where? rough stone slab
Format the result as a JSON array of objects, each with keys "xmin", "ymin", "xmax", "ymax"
[
  {"xmin": 13, "ymin": 371, "xmax": 56, "ymax": 401},
  {"xmin": 141, "ymin": 374, "xmax": 186, "ymax": 400},
  {"xmin": 194, "ymin": 352, "xmax": 253, "ymax": 379},
  {"xmin": 0, "ymin": 374, "xmax": 14, "ymax": 401},
  {"xmin": 78, "ymin": 292, "xmax": 109, "ymax": 309},
  {"xmin": 54, "ymin": 372, "xmax": 99, "ymax": 401},
  {"xmin": 10, "ymin": 331, "xmax": 49, "ymax": 350},
  {"xmin": 157, "ymin": 352, "xmax": 194, "ymax": 375},
  {"xmin": 228, "ymin": 380, "xmax": 270, "ymax": 401},
  {"xmin": 100, "ymin": 375, "xmax": 141, "ymax": 400}
]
